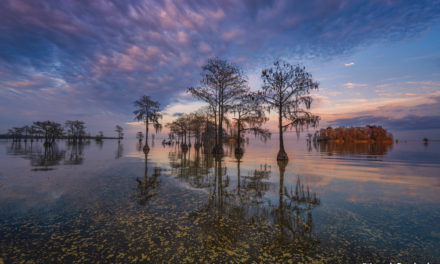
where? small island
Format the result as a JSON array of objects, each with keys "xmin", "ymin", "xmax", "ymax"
[{"xmin": 315, "ymin": 125, "xmax": 394, "ymax": 144}]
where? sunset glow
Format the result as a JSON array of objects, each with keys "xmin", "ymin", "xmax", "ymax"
[
  {"xmin": 0, "ymin": 1, "xmax": 439, "ymax": 138},
  {"xmin": 1, "ymin": 2, "xmax": 440, "ymax": 262}
]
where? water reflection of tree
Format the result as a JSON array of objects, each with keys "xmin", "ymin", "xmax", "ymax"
[
  {"xmin": 115, "ymin": 142, "xmax": 124, "ymax": 159},
  {"xmin": 136, "ymin": 141, "xmax": 143, "ymax": 152},
  {"xmin": 189, "ymin": 157, "xmax": 244, "ymax": 250},
  {"xmin": 7, "ymin": 141, "xmax": 66, "ymax": 170},
  {"xmin": 7, "ymin": 141, "xmax": 32, "ymax": 156},
  {"xmin": 168, "ymin": 147, "xmax": 321, "ymax": 259},
  {"xmin": 241, "ymin": 163, "xmax": 271, "ymax": 202},
  {"xmin": 29, "ymin": 144, "xmax": 66, "ymax": 170},
  {"xmin": 133, "ymin": 154, "xmax": 161, "ymax": 206},
  {"xmin": 95, "ymin": 138, "xmax": 104, "ymax": 150},
  {"xmin": 312, "ymin": 141, "xmax": 393, "ymax": 156},
  {"xmin": 6, "ymin": 141, "xmax": 91, "ymax": 170},
  {"xmin": 169, "ymin": 145, "xmax": 215, "ymax": 190},
  {"xmin": 267, "ymin": 160, "xmax": 320, "ymax": 254},
  {"xmin": 64, "ymin": 141, "xmax": 87, "ymax": 165}
]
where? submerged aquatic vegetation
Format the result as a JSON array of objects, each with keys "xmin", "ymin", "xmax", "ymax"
[{"xmin": 0, "ymin": 140, "xmax": 439, "ymax": 263}]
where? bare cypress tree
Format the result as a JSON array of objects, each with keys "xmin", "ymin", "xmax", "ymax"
[
  {"xmin": 133, "ymin": 95, "xmax": 162, "ymax": 153},
  {"xmin": 65, "ymin": 120, "xmax": 86, "ymax": 142},
  {"xmin": 115, "ymin": 125, "xmax": 124, "ymax": 141},
  {"xmin": 10, "ymin": 127, "xmax": 24, "ymax": 142},
  {"xmin": 21, "ymin": 126, "xmax": 30, "ymax": 142},
  {"xmin": 167, "ymin": 115, "xmax": 190, "ymax": 148},
  {"xmin": 29, "ymin": 125, "xmax": 38, "ymax": 142},
  {"xmin": 33, "ymin": 121, "xmax": 64, "ymax": 145},
  {"xmin": 188, "ymin": 58, "xmax": 247, "ymax": 155},
  {"xmin": 232, "ymin": 92, "xmax": 270, "ymax": 154},
  {"xmin": 96, "ymin": 131, "xmax": 104, "ymax": 141},
  {"xmin": 261, "ymin": 60, "xmax": 320, "ymax": 160},
  {"xmin": 188, "ymin": 112, "xmax": 206, "ymax": 147}
]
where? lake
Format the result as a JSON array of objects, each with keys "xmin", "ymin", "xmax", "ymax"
[{"xmin": 0, "ymin": 136, "xmax": 439, "ymax": 263}]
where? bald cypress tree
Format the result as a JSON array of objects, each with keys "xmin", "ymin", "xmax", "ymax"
[
  {"xmin": 261, "ymin": 61, "xmax": 320, "ymax": 160},
  {"xmin": 232, "ymin": 91, "xmax": 270, "ymax": 154},
  {"xmin": 133, "ymin": 95, "xmax": 162, "ymax": 153},
  {"xmin": 188, "ymin": 58, "xmax": 247, "ymax": 155}
]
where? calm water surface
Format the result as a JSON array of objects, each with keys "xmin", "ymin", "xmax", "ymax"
[{"xmin": 0, "ymin": 136, "xmax": 439, "ymax": 263}]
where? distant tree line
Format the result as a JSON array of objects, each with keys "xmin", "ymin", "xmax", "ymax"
[
  {"xmin": 6, "ymin": 120, "xmax": 124, "ymax": 145},
  {"xmin": 315, "ymin": 126, "xmax": 393, "ymax": 143}
]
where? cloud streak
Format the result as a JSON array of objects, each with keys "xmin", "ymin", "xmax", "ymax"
[
  {"xmin": 330, "ymin": 115, "xmax": 440, "ymax": 131},
  {"xmin": 344, "ymin": 83, "xmax": 367, "ymax": 89},
  {"xmin": 328, "ymin": 95, "xmax": 440, "ymax": 131}
]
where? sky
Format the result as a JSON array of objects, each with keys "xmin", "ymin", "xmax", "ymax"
[{"xmin": 0, "ymin": 0, "xmax": 439, "ymax": 139}]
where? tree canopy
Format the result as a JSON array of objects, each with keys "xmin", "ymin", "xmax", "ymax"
[
  {"xmin": 188, "ymin": 58, "xmax": 248, "ymax": 154},
  {"xmin": 261, "ymin": 60, "xmax": 320, "ymax": 160},
  {"xmin": 133, "ymin": 95, "xmax": 162, "ymax": 152}
]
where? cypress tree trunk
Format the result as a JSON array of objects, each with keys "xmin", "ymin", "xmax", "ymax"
[
  {"xmin": 277, "ymin": 104, "xmax": 288, "ymax": 160},
  {"xmin": 214, "ymin": 107, "xmax": 224, "ymax": 155},
  {"xmin": 143, "ymin": 120, "xmax": 150, "ymax": 153},
  {"xmin": 235, "ymin": 117, "xmax": 243, "ymax": 154},
  {"xmin": 236, "ymin": 157, "xmax": 241, "ymax": 195},
  {"xmin": 277, "ymin": 160, "xmax": 287, "ymax": 232}
]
